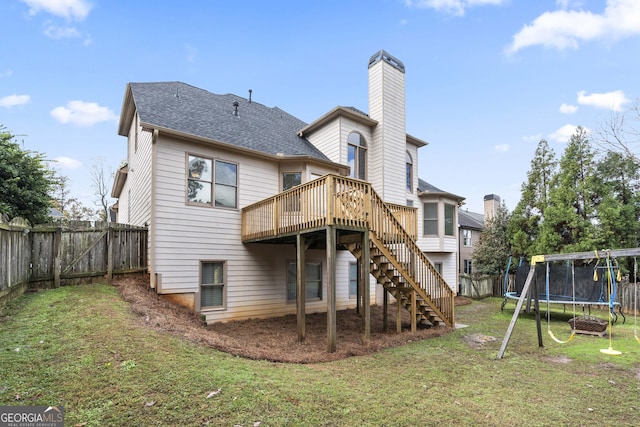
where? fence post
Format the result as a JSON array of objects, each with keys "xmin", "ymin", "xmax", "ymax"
[
  {"xmin": 107, "ymin": 225, "xmax": 114, "ymax": 282},
  {"xmin": 53, "ymin": 228, "xmax": 62, "ymax": 288}
]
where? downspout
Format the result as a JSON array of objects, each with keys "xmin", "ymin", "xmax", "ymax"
[{"xmin": 150, "ymin": 128, "xmax": 159, "ymax": 291}]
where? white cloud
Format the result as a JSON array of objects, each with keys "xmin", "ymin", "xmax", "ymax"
[
  {"xmin": 0, "ymin": 69, "xmax": 13, "ymax": 78},
  {"xmin": 0, "ymin": 94, "xmax": 31, "ymax": 107},
  {"xmin": 404, "ymin": 0, "xmax": 506, "ymax": 16},
  {"xmin": 54, "ymin": 156, "xmax": 82, "ymax": 169},
  {"xmin": 495, "ymin": 144, "xmax": 509, "ymax": 152},
  {"xmin": 548, "ymin": 124, "xmax": 591, "ymax": 143},
  {"xmin": 506, "ymin": 0, "xmax": 640, "ymax": 54},
  {"xmin": 577, "ymin": 90, "xmax": 630, "ymax": 112},
  {"xmin": 522, "ymin": 133, "xmax": 543, "ymax": 143},
  {"xmin": 20, "ymin": 0, "xmax": 93, "ymax": 21},
  {"xmin": 50, "ymin": 100, "xmax": 117, "ymax": 126},
  {"xmin": 559, "ymin": 103, "xmax": 578, "ymax": 114},
  {"xmin": 43, "ymin": 22, "xmax": 81, "ymax": 39}
]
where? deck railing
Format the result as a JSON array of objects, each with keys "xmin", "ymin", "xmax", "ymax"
[{"xmin": 241, "ymin": 174, "xmax": 454, "ymax": 325}]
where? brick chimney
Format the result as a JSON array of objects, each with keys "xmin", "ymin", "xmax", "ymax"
[{"xmin": 483, "ymin": 194, "xmax": 500, "ymax": 220}]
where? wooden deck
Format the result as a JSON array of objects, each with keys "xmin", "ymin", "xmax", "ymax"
[{"xmin": 242, "ymin": 174, "xmax": 454, "ymax": 327}]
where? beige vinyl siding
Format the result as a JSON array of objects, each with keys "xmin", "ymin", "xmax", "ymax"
[
  {"xmin": 368, "ymin": 58, "xmax": 407, "ymax": 204},
  {"xmin": 149, "ymin": 135, "xmax": 366, "ymax": 323},
  {"xmin": 204, "ymin": 247, "xmax": 372, "ymax": 323},
  {"xmin": 152, "ymin": 136, "xmax": 278, "ymax": 293},
  {"xmin": 118, "ymin": 114, "xmax": 153, "ymax": 227},
  {"xmin": 305, "ymin": 118, "xmax": 341, "ymax": 164},
  {"xmin": 425, "ymin": 253, "xmax": 458, "ymax": 292}
]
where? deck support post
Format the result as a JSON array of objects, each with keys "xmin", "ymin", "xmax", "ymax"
[
  {"xmin": 383, "ymin": 290, "xmax": 388, "ymax": 331},
  {"xmin": 361, "ymin": 229, "xmax": 370, "ymax": 344},
  {"xmin": 411, "ymin": 289, "xmax": 417, "ymax": 333},
  {"xmin": 326, "ymin": 225, "xmax": 336, "ymax": 352},
  {"xmin": 396, "ymin": 289, "xmax": 402, "ymax": 333},
  {"xmin": 296, "ymin": 233, "xmax": 306, "ymax": 342}
]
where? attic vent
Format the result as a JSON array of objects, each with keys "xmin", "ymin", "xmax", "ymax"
[{"xmin": 232, "ymin": 101, "xmax": 239, "ymax": 117}]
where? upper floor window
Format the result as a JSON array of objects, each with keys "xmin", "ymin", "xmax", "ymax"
[
  {"xmin": 187, "ymin": 155, "xmax": 238, "ymax": 208},
  {"xmin": 463, "ymin": 229, "xmax": 472, "ymax": 247},
  {"xmin": 445, "ymin": 203, "xmax": 455, "ymax": 236},
  {"xmin": 282, "ymin": 172, "xmax": 302, "ymax": 191},
  {"xmin": 406, "ymin": 151, "xmax": 413, "ymax": 192},
  {"xmin": 423, "ymin": 203, "xmax": 437, "ymax": 236},
  {"xmin": 348, "ymin": 132, "xmax": 366, "ymax": 180}
]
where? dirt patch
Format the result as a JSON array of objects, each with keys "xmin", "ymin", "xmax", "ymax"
[
  {"xmin": 545, "ymin": 355, "xmax": 573, "ymax": 364},
  {"xmin": 462, "ymin": 333, "xmax": 497, "ymax": 350},
  {"xmin": 113, "ymin": 276, "xmax": 467, "ymax": 363}
]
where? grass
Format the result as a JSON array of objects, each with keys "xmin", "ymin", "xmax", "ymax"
[{"xmin": 0, "ymin": 284, "xmax": 639, "ymax": 426}]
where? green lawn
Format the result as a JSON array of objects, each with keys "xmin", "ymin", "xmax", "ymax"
[{"xmin": 1, "ymin": 284, "xmax": 639, "ymax": 426}]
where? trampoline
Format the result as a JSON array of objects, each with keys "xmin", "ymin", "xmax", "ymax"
[{"xmin": 501, "ymin": 261, "xmax": 625, "ymax": 323}]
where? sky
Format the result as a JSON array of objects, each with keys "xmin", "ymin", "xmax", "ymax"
[{"xmin": 2, "ymin": 0, "xmax": 640, "ymax": 215}]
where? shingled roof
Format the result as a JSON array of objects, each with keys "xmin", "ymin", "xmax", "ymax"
[
  {"xmin": 417, "ymin": 179, "xmax": 465, "ymax": 202},
  {"xmin": 119, "ymin": 82, "xmax": 330, "ymax": 161}
]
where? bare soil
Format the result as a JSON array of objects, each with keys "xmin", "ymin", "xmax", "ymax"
[{"xmin": 113, "ymin": 276, "xmax": 470, "ymax": 364}]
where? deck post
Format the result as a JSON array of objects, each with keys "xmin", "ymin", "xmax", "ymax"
[
  {"xmin": 361, "ymin": 229, "xmax": 370, "ymax": 344},
  {"xmin": 411, "ymin": 289, "xmax": 417, "ymax": 333},
  {"xmin": 326, "ymin": 225, "xmax": 336, "ymax": 352},
  {"xmin": 396, "ymin": 289, "xmax": 402, "ymax": 333},
  {"xmin": 383, "ymin": 290, "xmax": 388, "ymax": 331},
  {"xmin": 296, "ymin": 233, "xmax": 306, "ymax": 342}
]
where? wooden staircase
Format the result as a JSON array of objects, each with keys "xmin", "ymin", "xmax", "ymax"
[{"xmin": 242, "ymin": 174, "xmax": 455, "ymax": 327}]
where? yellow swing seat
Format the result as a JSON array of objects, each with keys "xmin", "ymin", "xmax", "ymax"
[{"xmin": 547, "ymin": 329, "xmax": 576, "ymax": 344}]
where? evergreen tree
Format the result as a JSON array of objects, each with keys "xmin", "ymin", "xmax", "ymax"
[
  {"xmin": 473, "ymin": 201, "xmax": 511, "ymax": 275},
  {"xmin": 508, "ymin": 139, "xmax": 557, "ymax": 258},
  {"xmin": 593, "ymin": 151, "xmax": 640, "ymax": 249},
  {"xmin": 0, "ymin": 126, "xmax": 54, "ymax": 225},
  {"xmin": 537, "ymin": 127, "xmax": 598, "ymax": 254}
]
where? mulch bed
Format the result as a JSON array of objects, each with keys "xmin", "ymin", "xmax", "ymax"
[{"xmin": 113, "ymin": 276, "xmax": 470, "ymax": 363}]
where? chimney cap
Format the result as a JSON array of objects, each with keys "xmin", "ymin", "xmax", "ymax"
[
  {"xmin": 368, "ymin": 50, "xmax": 405, "ymax": 73},
  {"xmin": 483, "ymin": 194, "xmax": 500, "ymax": 202}
]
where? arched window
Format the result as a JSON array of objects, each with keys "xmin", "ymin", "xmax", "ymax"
[
  {"xmin": 406, "ymin": 151, "xmax": 413, "ymax": 191},
  {"xmin": 348, "ymin": 132, "xmax": 367, "ymax": 180}
]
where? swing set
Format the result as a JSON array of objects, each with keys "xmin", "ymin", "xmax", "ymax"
[{"xmin": 497, "ymin": 248, "xmax": 640, "ymax": 359}]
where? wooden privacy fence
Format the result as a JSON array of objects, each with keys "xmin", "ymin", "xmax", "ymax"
[
  {"xmin": 1, "ymin": 218, "xmax": 147, "ymax": 306},
  {"xmin": 458, "ymin": 274, "xmax": 505, "ymax": 299}
]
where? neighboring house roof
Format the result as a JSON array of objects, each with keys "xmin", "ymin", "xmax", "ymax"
[
  {"xmin": 459, "ymin": 209, "xmax": 484, "ymax": 231},
  {"xmin": 49, "ymin": 207, "xmax": 65, "ymax": 218},
  {"xmin": 417, "ymin": 179, "xmax": 465, "ymax": 203},
  {"xmin": 119, "ymin": 82, "xmax": 330, "ymax": 161}
]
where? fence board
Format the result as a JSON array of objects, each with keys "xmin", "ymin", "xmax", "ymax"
[{"xmin": 1, "ymin": 221, "xmax": 147, "ymax": 307}]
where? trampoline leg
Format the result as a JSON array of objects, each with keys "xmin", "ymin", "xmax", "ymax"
[
  {"xmin": 619, "ymin": 306, "xmax": 626, "ymax": 324},
  {"xmin": 500, "ymin": 297, "xmax": 508, "ymax": 311}
]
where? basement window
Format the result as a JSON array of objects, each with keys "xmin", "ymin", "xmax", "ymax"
[
  {"xmin": 287, "ymin": 261, "xmax": 322, "ymax": 301},
  {"xmin": 200, "ymin": 261, "xmax": 225, "ymax": 309}
]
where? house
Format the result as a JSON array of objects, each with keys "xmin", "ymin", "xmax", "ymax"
[
  {"xmin": 457, "ymin": 194, "xmax": 501, "ymax": 288},
  {"xmin": 111, "ymin": 50, "xmax": 460, "ymax": 351}
]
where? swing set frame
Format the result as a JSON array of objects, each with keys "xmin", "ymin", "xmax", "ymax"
[{"xmin": 497, "ymin": 247, "xmax": 640, "ymax": 359}]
